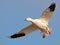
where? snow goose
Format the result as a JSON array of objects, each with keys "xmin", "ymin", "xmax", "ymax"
[{"xmin": 10, "ymin": 3, "xmax": 56, "ymax": 38}]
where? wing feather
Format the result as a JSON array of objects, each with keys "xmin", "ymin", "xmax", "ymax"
[
  {"xmin": 39, "ymin": 3, "xmax": 56, "ymax": 22},
  {"xmin": 10, "ymin": 24, "xmax": 37, "ymax": 38}
]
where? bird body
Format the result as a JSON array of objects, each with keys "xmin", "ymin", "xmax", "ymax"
[{"xmin": 26, "ymin": 18, "xmax": 50, "ymax": 34}]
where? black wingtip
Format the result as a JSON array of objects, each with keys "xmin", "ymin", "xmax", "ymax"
[
  {"xmin": 49, "ymin": 3, "xmax": 56, "ymax": 12},
  {"xmin": 10, "ymin": 33, "xmax": 25, "ymax": 38}
]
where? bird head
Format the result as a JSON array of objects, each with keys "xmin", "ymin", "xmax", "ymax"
[{"xmin": 25, "ymin": 17, "xmax": 33, "ymax": 22}]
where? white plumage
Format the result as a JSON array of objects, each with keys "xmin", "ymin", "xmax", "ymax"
[{"xmin": 10, "ymin": 2, "xmax": 56, "ymax": 38}]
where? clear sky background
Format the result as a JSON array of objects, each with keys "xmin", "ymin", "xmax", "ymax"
[{"xmin": 0, "ymin": 0, "xmax": 60, "ymax": 45}]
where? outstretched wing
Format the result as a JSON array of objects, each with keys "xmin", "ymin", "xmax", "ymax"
[
  {"xmin": 39, "ymin": 3, "xmax": 56, "ymax": 22},
  {"xmin": 10, "ymin": 24, "xmax": 37, "ymax": 38}
]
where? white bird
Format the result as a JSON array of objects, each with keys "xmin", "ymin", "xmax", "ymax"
[{"xmin": 10, "ymin": 3, "xmax": 56, "ymax": 38}]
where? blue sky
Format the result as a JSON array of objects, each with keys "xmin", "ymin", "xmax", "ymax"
[{"xmin": 0, "ymin": 0, "xmax": 60, "ymax": 45}]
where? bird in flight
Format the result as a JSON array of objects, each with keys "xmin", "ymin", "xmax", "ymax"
[{"xmin": 10, "ymin": 3, "xmax": 56, "ymax": 38}]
